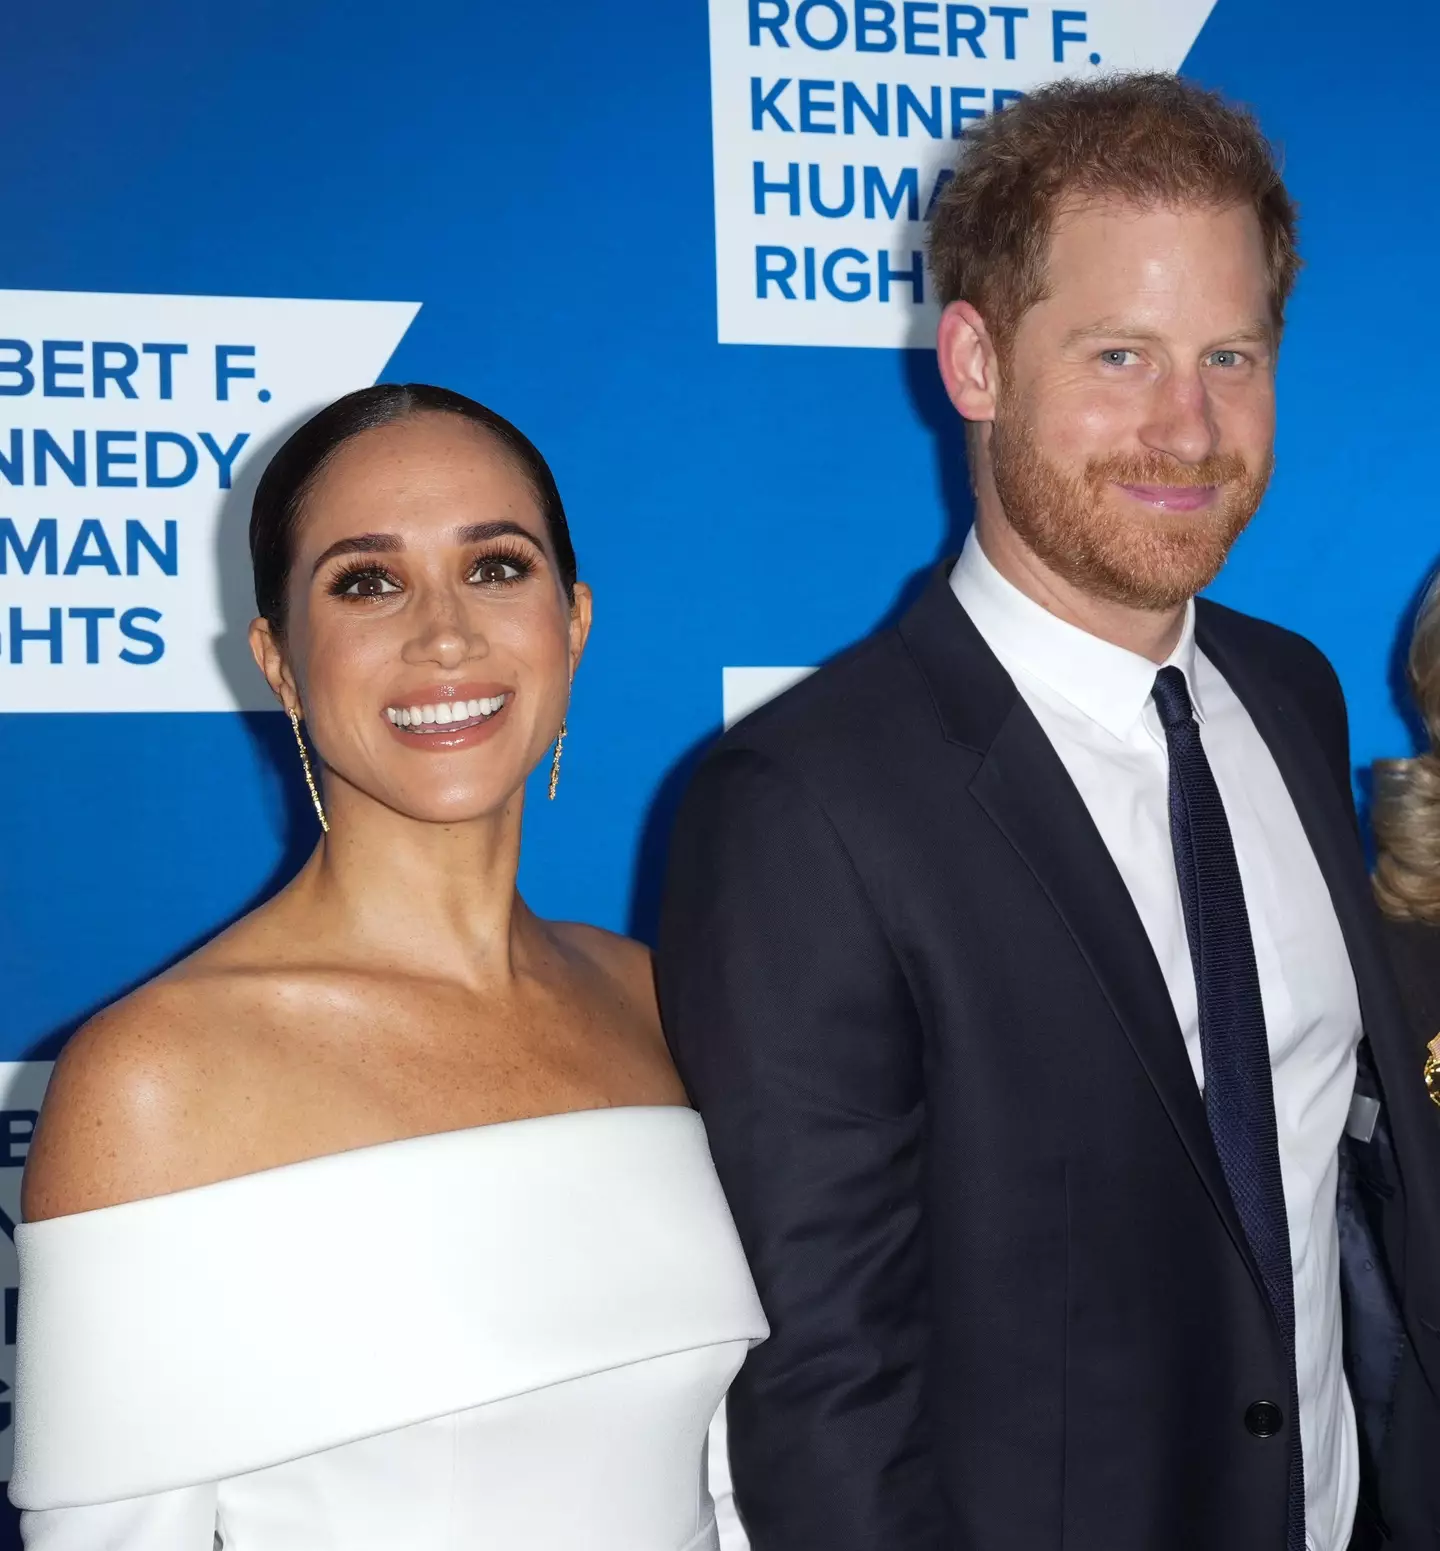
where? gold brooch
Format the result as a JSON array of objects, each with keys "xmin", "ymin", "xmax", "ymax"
[{"xmin": 1427, "ymin": 1034, "xmax": 1440, "ymax": 1110}]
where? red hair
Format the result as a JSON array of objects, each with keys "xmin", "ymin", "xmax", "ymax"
[{"xmin": 928, "ymin": 73, "xmax": 1300, "ymax": 346}]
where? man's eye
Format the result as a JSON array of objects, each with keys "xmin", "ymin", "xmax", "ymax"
[
  {"xmin": 1207, "ymin": 349, "xmax": 1242, "ymax": 368},
  {"xmin": 1099, "ymin": 349, "xmax": 1140, "ymax": 367}
]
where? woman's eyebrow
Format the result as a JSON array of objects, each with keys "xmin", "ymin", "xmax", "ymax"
[
  {"xmin": 454, "ymin": 521, "xmax": 543, "ymax": 547},
  {"xmin": 310, "ymin": 532, "xmax": 402, "ymax": 575},
  {"xmin": 309, "ymin": 521, "xmax": 542, "ymax": 578}
]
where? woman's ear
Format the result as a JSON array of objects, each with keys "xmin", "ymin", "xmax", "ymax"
[
  {"xmin": 936, "ymin": 300, "xmax": 1001, "ymax": 425},
  {"xmin": 567, "ymin": 583, "xmax": 593, "ymax": 681},
  {"xmin": 249, "ymin": 616, "xmax": 298, "ymax": 713}
]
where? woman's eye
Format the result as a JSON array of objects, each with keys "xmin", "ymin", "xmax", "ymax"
[
  {"xmin": 338, "ymin": 570, "xmax": 400, "ymax": 597},
  {"xmin": 471, "ymin": 557, "xmax": 526, "ymax": 585}
]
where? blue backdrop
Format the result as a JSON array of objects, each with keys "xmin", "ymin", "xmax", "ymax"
[{"xmin": 1, "ymin": 0, "xmax": 1437, "ymax": 1538}]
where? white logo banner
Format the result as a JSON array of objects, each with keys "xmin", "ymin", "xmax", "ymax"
[
  {"xmin": 0, "ymin": 290, "xmax": 419, "ymax": 711},
  {"xmin": 722, "ymin": 665, "xmax": 814, "ymax": 727},
  {"xmin": 709, "ymin": 0, "xmax": 1217, "ymax": 348}
]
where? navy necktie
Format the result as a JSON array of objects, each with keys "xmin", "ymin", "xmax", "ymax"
[{"xmin": 1151, "ymin": 666, "xmax": 1304, "ymax": 1551}]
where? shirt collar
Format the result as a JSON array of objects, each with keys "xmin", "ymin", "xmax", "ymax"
[{"xmin": 949, "ymin": 528, "xmax": 1205, "ymax": 740}]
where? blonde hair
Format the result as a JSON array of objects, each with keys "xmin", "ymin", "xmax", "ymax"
[{"xmin": 1374, "ymin": 570, "xmax": 1440, "ymax": 922}]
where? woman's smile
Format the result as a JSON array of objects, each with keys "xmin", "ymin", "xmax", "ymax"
[{"xmin": 382, "ymin": 681, "xmax": 515, "ymax": 751}]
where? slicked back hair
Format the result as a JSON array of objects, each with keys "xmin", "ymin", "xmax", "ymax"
[{"xmin": 250, "ymin": 383, "xmax": 576, "ymax": 634}]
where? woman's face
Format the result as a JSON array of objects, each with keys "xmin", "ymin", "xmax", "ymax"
[{"xmin": 251, "ymin": 411, "xmax": 589, "ymax": 826}]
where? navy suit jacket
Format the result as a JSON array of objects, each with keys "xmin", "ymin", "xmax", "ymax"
[{"xmin": 658, "ymin": 566, "xmax": 1439, "ymax": 1550}]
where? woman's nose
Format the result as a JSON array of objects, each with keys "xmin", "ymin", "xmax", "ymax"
[{"xmin": 400, "ymin": 589, "xmax": 487, "ymax": 669}]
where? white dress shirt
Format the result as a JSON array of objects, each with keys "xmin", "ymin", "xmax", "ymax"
[{"xmin": 952, "ymin": 530, "xmax": 1361, "ymax": 1551}]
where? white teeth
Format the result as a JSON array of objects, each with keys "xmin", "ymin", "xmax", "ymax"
[{"xmin": 385, "ymin": 693, "xmax": 509, "ymax": 729}]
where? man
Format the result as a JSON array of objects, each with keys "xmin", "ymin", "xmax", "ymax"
[{"xmin": 659, "ymin": 75, "xmax": 1440, "ymax": 1550}]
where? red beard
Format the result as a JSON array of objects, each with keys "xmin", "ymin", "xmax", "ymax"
[{"xmin": 989, "ymin": 414, "xmax": 1273, "ymax": 611}]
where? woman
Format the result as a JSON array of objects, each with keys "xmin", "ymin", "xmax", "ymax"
[
  {"xmin": 1375, "ymin": 567, "xmax": 1440, "ymax": 1084},
  {"xmin": 10, "ymin": 384, "xmax": 766, "ymax": 1549},
  {"xmin": 1368, "ymin": 569, "xmax": 1440, "ymax": 1542}
]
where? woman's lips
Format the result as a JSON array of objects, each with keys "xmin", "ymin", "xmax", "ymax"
[
  {"xmin": 387, "ymin": 693, "xmax": 507, "ymax": 731},
  {"xmin": 381, "ymin": 687, "xmax": 514, "ymax": 750},
  {"xmin": 1115, "ymin": 483, "xmax": 1220, "ymax": 512}
]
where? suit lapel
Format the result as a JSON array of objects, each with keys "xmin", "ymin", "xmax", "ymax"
[
  {"xmin": 969, "ymin": 705, "xmax": 1264, "ymax": 1277},
  {"xmin": 899, "ymin": 570, "xmax": 1265, "ymax": 1288}
]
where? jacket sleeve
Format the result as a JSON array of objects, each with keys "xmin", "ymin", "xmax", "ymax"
[{"xmin": 657, "ymin": 745, "xmax": 944, "ymax": 1550}]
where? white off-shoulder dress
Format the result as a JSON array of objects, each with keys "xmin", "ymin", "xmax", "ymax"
[{"xmin": 9, "ymin": 1105, "xmax": 768, "ymax": 1550}]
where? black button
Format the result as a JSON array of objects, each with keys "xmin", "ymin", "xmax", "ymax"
[{"xmin": 1244, "ymin": 1401, "xmax": 1284, "ymax": 1438}]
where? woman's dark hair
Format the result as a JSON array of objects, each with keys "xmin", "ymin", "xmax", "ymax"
[{"xmin": 249, "ymin": 383, "xmax": 577, "ymax": 631}]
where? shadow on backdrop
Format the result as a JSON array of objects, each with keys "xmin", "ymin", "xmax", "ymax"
[
  {"xmin": 23, "ymin": 708, "xmax": 322, "ymax": 1058},
  {"xmin": 23, "ymin": 418, "xmax": 323, "ymax": 1059},
  {"xmin": 210, "ymin": 412, "xmax": 329, "ymax": 926},
  {"xmin": 626, "ymin": 345, "xmax": 975, "ymax": 946}
]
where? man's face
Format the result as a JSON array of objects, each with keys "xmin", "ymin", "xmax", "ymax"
[{"xmin": 990, "ymin": 198, "xmax": 1277, "ymax": 611}]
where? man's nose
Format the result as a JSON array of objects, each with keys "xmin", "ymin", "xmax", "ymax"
[{"xmin": 1138, "ymin": 368, "xmax": 1219, "ymax": 467}]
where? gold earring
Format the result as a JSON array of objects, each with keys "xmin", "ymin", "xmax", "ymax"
[
  {"xmin": 548, "ymin": 720, "xmax": 567, "ymax": 802},
  {"xmin": 288, "ymin": 708, "xmax": 330, "ymax": 833}
]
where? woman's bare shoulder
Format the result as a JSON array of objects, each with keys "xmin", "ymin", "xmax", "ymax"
[
  {"xmin": 546, "ymin": 923, "xmax": 684, "ymax": 1105},
  {"xmin": 21, "ymin": 948, "xmax": 287, "ymax": 1223},
  {"xmin": 550, "ymin": 922, "xmax": 657, "ymax": 1014}
]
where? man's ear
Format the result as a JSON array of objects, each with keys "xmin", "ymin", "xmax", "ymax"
[
  {"xmin": 936, "ymin": 301, "xmax": 1000, "ymax": 425},
  {"xmin": 249, "ymin": 616, "xmax": 299, "ymax": 713}
]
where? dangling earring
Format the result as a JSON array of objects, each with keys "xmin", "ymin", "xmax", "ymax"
[
  {"xmin": 548, "ymin": 720, "xmax": 567, "ymax": 801},
  {"xmin": 288, "ymin": 707, "xmax": 330, "ymax": 833}
]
